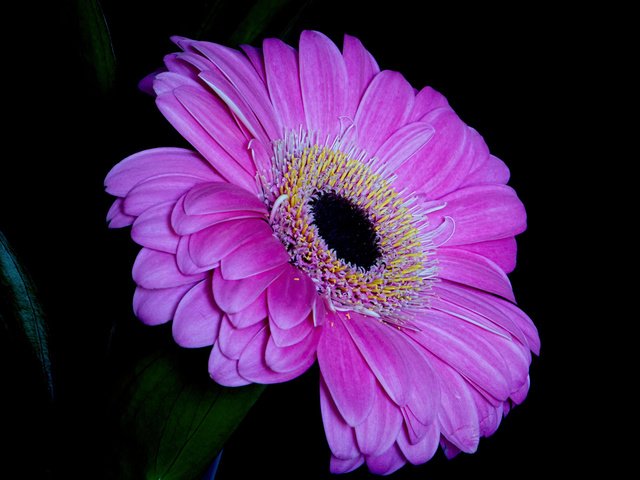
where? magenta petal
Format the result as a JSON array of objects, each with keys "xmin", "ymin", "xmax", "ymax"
[
  {"xmin": 267, "ymin": 265, "xmax": 316, "ymax": 329},
  {"xmin": 171, "ymin": 194, "xmax": 264, "ymax": 236},
  {"xmin": 107, "ymin": 199, "xmax": 135, "ymax": 228},
  {"xmin": 401, "ymin": 407, "xmax": 431, "ymax": 445},
  {"xmin": 330, "ymin": 455, "xmax": 364, "ymax": 474},
  {"xmin": 471, "ymin": 388, "xmax": 503, "ymax": 437},
  {"xmin": 428, "ymin": 354, "xmax": 479, "ymax": 453},
  {"xmin": 493, "ymin": 297, "xmax": 540, "ymax": 355},
  {"xmin": 365, "ymin": 444, "xmax": 406, "ymax": 475},
  {"xmin": 320, "ymin": 379, "xmax": 360, "ymax": 460},
  {"xmin": 133, "ymin": 283, "xmax": 193, "ymax": 326},
  {"xmin": 463, "ymin": 154, "xmax": 510, "ymax": 187},
  {"xmin": 461, "ymin": 237, "xmax": 517, "ymax": 274},
  {"xmin": 218, "ymin": 315, "xmax": 265, "ymax": 359},
  {"xmin": 265, "ymin": 327, "xmax": 319, "ymax": 373},
  {"xmin": 189, "ymin": 219, "xmax": 271, "ymax": 268},
  {"xmin": 153, "ymin": 70, "xmax": 200, "ymax": 95},
  {"xmin": 263, "ymin": 38, "xmax": 306, "ymax": 131},
  {"xmin": 156, "ymin": 92, "xmax": 257, "ymax": 193},
  {"xmin": 299, "ymin": 31, "xmax": 348, "ymax": 136},
  {"xmin": 237, "ymin": 326, "xmax": 313, "ymax": 383},
  {"xmin": 131, "ymin": 202, "xmax": 179, "ymax": 253},
  {"xmin": 132, "ymin": 249, "xmax": 206, "ymax": 288},
  {"xmin": 353, "ymin": 70, "xmax": 414, "ymax": 154},
  {"xmin": 173, "ymin": 86, "xmax": 256, "ymax": 175},
  {"xmin": 105, "ymin": 147, "xmax": 219, "ymax": 197},
  {"xmin": 213, "ymin": 265, "xmax": 285, "ymax": 313},
  {"xmin": 240, "ymin": 44, "xmax": 266, "ymax": 82},
  {"xmin": 208, "ymin": 341, "xmax": 250, "ymax": 386},
  {"xmin": 375, "ymin": 122, "xmax": 435, "ymax": 173},
  {"xmin": 176, "ymin": 236, "xmax": 213, "ymax": 275},
  {"xmin": 183, "ymin": 182, "xmax": 266, "ymax": 216},
  {"xmin": 227, "ymin": 292, "xmax": 268, "ymax": 328},
  {"xmin": 343, "ymin": 34, "xmax": 379, "ymax": 118},
  {"xmin": 403, "ymin": 345, "xmax": 439, "ymax": 427},
  {"xmin": 343, "ymin": 313, "xmax": 413, "ymax": 406},
  {"xmin": 397, "ymin": 423, "xmax": 439, "ymax": 465},
  {"xmin": 355, "ymin": 386, "xmax": 403, "ymax": 456},
  {"xmin": 123, "ymin": 175, "xmax": 206, "ymax": 217},
  {"xmin": 434, "ymin": 184, "xmax": 527, "ymax": 246},
  {"xmin": 172, "ymin": 279, "xmax": 222, "ymax": 348},
  {"xmin": 511, "ymin": 375, "xmax": 530, "ymax": 404},
  {"xmin": 269, "ymin": 313, "xmax": 314, "ymax": 347},
  {"xmin": 317, "ymin": 316, "xmax": 375, "ymax": 426},
  {"xmin": 220, "ymin": 233, "xmax": 289, "ymax": 280},
  {"xmin": 441, "ymin": 438, "xmax": 462, "ymax": 459},
  {"xmin": 409, "ymin": 86, "xmax": 449, "ymax": 121},
  {"xmin": 437, "ymin": 248, "xmax": 515, "ymax": 301}
]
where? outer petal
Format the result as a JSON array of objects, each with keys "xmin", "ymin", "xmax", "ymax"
[
  {"xmin": 218, "ymin": 316, "xmax": 265, "ymax": 359},
  {"xmin": 354, "ymin": 386, "xmax": 403, "ymax": 456},
  {"xmin": 269, "ymin": 313, "xmax": 314, "ymax": 347},
  {"xmin": 409, "ymin": 86, "xmax": 449, "ymax": 121},
  {"xmin": 462, "ymin": 154, "xmax": 510, "ymax": 187},
  {"xmin": 123, "ymin": 175, "xmax": 206, "ymax": 216},
  {"xmin": 263, "ymin": 38, "xmax": 306, "ymax": 131},
  {"xmin": 343, "ymin": 34, "xmax": 380, "ymax": 118},
  {"xmin": 172, "ymin": 279, "xmax": 222, "ymax": 348},
  {"xmin": 132, "ymin": 248, "xmax": 206, "ymax": 288},
  {"xmin": 264, "ymin": 327, "xmax": 319, "ymax": 373},
  {"xmin": 318, "ymin": 315, "xmax": 376, "ymax": 426},
  {"xmin": 376, "ymin": 122, "xmax": 435, "ymax": 173},
  {"xmin": 131, "ymin": 202, "xmax": 179, "ymax": 253},
  {"xmin": 220, "ymin": 232, "xmax": 289, "ymax": 280},
  {"xmin": 330, "ymin": 456, "xmax": 364, "ymax": 474},
  {"xmin": 227, "ymin": 292, "xmax": 268, "ymax": 328},
  {"xmin": 433, "ymin": 184, "xmax": 527, "ymax": 246},
  {"xmin": 183, "ymin": 182, "xmax": 266, "ymax": 216},
  {"xmin": 107, "ymin": 198, "xmax": 135, "ymax": 228},
  {"xmin": 397, "ymin": 423, "xmax": 439, "ymax": 465},
  {"xmin": 299, "ymin": 31, "xmax": 348, "ymax": 136},
  {"xmin": 133, "ymin": 283, "xmax": 193, "ymax": 326},
  {"xmin": 208, "ymin": 341, "xmax": 250, "ymax": 387},
  {"xmin": 353, "ymin": 70, "xmax": 415, "ymax": 154},
  {"xmin": 212, "ymin": 265, "xmax": 285, "ymax": 313},
  {"xmin": 320, "ymin": 379, "xmax": 360, "ymax": 460},
  {"xmin": 461, "ymin": 237, "xmax": 518, "ymax": 274},
  {"xmin": 267, "ymin": 264, "xmax": 316, "ymax": 329},
  {"xmin": 437, "ymin": 248, "xmax": 515, "ymax": 301},
  {"xmin": 365, "ymin": 444, "xmax": 406, "ymax": 475}
]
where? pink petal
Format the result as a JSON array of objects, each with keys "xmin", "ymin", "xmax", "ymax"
[
  {"xmin": 353, "ymin": 70, "xmax": 415, "ymax": 154},
  {"xmin": 318, "ymin": 316, "xmax": 376, "ymax": 426},
  {"xmin": 312, "ymin": 296, "xmax": 329, "ymax": 326},
  {"xmin": 437, "ymin": 248, "xmax": 515, "ymax": 301},
  {"xmin": 440, "ymin": 437, "xmax": 462, "ymax": 459},
  {"xmin": 462, "ymin": 154, "xmax": 510, "ymax": 187},
  {"xmin": 490, "ymin": 296, "xmax": 540, "ymax": 355},
  {"xmin": 343, "ymin": 34, "xmax": 379, "ymax": 118},
  {"xmin": 208, "ymin": 341, "xmax": 250, "ymax": 387},
  {"xmin": 240, "ymin": 44, "xmax": 266, "ymax": 82},
  {"xmin": 152, "ymin": 71, "xmax": 201, "ymax": 95},
  {"xmin": 123, "ymin": 175, "xmax": 207, "ymax": 217},
  {"xmin": 330, "ymin": 455, "xmax": 364, "ymax": 474},
  {"xmin": 131, "ymin": 202, "xmax": 179, "ymax": 253},
  {"xmin": 343, "ymin": 313, "xmax": 413, "ymax": 406},
  {"xmin": 263, "ymin": 38, "xmax": 306, "ymax": 132},
  {"xmin": 433, "ymin": 184, "xmax": 527, "ymax": 246},
  {"xmin": 193, "ymin": 41, "xmax": 281, "ymax": 141},
  {"xmin": 212, "ymin": 265, "xmax": 285, "ymax": 313},
  {"xmin": 428, "ymin": 354, "xmax": 480, "ymax": 453},
  {"xmin": 409, "ymin": 86, "xmax": 449, "ymax": 121},
  {"xmin": 220, "ymin": 233, "xmax": 289, "ymax": 280},
  {"xmin": 237, "ymin": 326, "xmax": 313, "ymax": 383},
  {"xmin": 171, "ymin": 193, "xmax": 265, "ymax": 235},
  {"xmin": 355, "ymin": 386, "xmax": 403, "ymax": 456},
  {"xmin": 403, "ymin": 345, "xmax": 439, "ymax": 427},
  {"xmin": 376, "ymin": 122, "xmax": 435, "ymax": 173},
  {"xmin": 188, "ymin": 219, "xmax": 271, "ymax": 268},
  {"xmin": 133, "ymin": 283, "xmax": 193, "ymax": 326},
  {"xmin": 401, "ymin": 407, "xmax": 432, "ymax": 445},
  {"xmin": 105, "ymin": 147, "xmax": 219, "ymax": 197},
  {"xmin": 511, "ymin": 375, "xmax": 530, "ymax": 404},
  {"xmin": 227, "ymin": 292, "xmax": 268, "ymax": 328},
  {"xmin": 411, "ymin": 310, "xmax": 512, "ymax": 401},
  {"xmin": 183, "ymin": 182, "xmax": 266, "ymax": 216},
  {"xmin": 461, "ymin": 237, "xmax": 518, "ymax": 274},
  {"xmin": 365, "ymin": 444, "xmax": 406, "ymax": 475},
  {"xmin": 132, "ymin": 248, "xmax": 206, "ymax": 289},
  {"xmin": 269, "ymin": 313, "xmax": 314, "ymax": 347},
  {"xmin": 107, "ymin": 198, "xmax": 134, "ymax": 228},
  {"xmin": 397, "ymin": 423, "xmax": 439, "ymax": 465},
  {"xmin": 173, "ymin": 85, "xmax": 256, "ymax": 175},
  {"xmin": 172, "ymin": 279, "xmax": 222, "ymax": 348},
  {"xmin": 218, "ymin": 315, "xmax": 265, "ymax": 359},
  {"xmin": 394, "ymin": 108, "xmax": 476, "ymax": 198},
  {"xmin": 175, "ymin": 236, "xmax": 214, "ymax": 275},
  {"xmin": 156, "ymin": 92, "xmax": 257, "ymax": 193},
  {"xmin": 470, "ymin": 388, "xmax": 503, "ymax": 437},
  {"xmin": 264, "ymin": 326, "xmax": 319, "ymax": 373},
  {"xmin": 267, "ymin": 264, "xmax": 316, "ymax": 329},
  {"xmin": 299, "ymin": 31, "xmax": 348, "ymax": 136},
  {"xmin": 320, "ymin": 379, "xmax": 360, "ymax": 460},
  {"xmin": 163, "ymin": 53, "xmax": 199, "ymax": 82}
]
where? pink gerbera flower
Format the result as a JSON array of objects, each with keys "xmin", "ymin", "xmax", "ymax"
[{"xmin": 105, "ymin": 31, "xmax": 539, "ymax": 474}]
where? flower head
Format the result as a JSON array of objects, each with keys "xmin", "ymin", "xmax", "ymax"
[{"xmin": 106, "ymin": 31, "xmax": 539, "ymax": 474}]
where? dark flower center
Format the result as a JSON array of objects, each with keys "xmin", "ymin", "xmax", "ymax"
[{"xmin": 309, "ymin": 192, "xmax": 381, "ymax": 270}]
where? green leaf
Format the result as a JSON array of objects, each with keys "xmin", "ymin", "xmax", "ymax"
[
  {"xmin": 0, "ymin": 230, "xmax": 54, "ymax": 400},
  {"xmin": 76, "ymin": 0, "xmax": 116, "ymax": 92},
  {"xmin": 229, "ymin": 0, "xmax": 296, "ymax": 45},
  {"xmin": 111, "ymin": 346, "xmax": 264, "ymax": 479}
]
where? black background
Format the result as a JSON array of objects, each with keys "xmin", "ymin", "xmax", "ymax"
[{"xmin": 1, "ymin": 1, "xmax": 608, "ymax": 478}]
